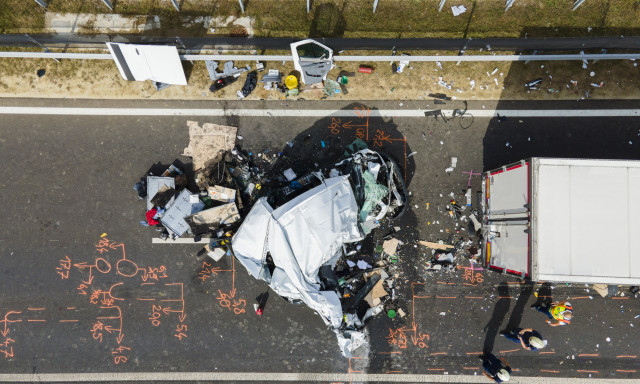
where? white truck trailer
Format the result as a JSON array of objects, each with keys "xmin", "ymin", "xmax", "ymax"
[{"xmin": 482, "ymin": 158, "xmax": 640, "ymax": 285}]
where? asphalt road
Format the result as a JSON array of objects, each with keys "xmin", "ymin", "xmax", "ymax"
[{"xmin": 0, "ymin": 99, "xmax": 639, "ymax": 382}]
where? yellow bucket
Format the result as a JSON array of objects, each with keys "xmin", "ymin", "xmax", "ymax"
[{"xmin": 285, "ymin": 75, "xmax": 298, "ymax": 89}]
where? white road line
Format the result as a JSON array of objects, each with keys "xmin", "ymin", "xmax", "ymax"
[
  {"xmin": 0, "ymin": 106, "xmax": 639, "ymax": 117},
  {"xmin": 0, "ymin": 372, "xmax": 635, "ymax": 383}
]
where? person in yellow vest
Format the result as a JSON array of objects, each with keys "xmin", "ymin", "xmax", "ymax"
[{"xmin": 533, "ymin": 301, "xmax": 572, "ymax": 326}]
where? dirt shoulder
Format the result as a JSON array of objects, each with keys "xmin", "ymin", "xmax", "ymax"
[{"xmin": 1, "ymin": 48, "xmax": 638, "ymax": 101}]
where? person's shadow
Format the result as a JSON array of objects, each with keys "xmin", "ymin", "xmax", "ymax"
[
  {"xmin": 504, "ymin": 281, "xmax": 535, "ymax": 332},
  {"xmin": 483, "ymin": 282, "xmax": 510, "ymax": 355},
  {"xmin": 531, "ymin": 282, "xmax": 553, "ymax": 308}
]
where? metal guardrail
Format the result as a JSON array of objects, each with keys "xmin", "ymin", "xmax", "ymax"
[{"xmin": 1, "ymin": 51, "xmax": 640, "ymax": 62}]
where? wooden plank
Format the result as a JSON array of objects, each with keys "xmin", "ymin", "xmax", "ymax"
[{"xmin": 419, "ymin": 240, "xmax": 454, "ymax": 250}]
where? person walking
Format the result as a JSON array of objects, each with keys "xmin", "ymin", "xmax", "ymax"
[
  {"xmin": 480, "ymin": 353, "xmax": 512, "ymax": 383},
  {"xmin": 533, "ymin": 300, "xmax": 573, "ymax": 326},
  {"xmin": 501, "ymin": 328, "xmax": 547, "ymax": 351}
]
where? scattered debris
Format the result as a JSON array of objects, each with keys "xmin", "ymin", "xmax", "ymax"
[
  {"xmin": 451, "ymin": 5, "xmax": 467, "ymax": 16},
  {"xmin": 419, "ymin": 240, "xmax": 454, "ymax": 251}
]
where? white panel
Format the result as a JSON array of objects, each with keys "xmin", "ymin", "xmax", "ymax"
[
  {"xmin": 569, "ymin": 166, "xmax": 629, "ymax": 278},
  {"xmin": 487, "ymin": 164, "xmax": 528, "ymax": 215},
  {"xmin": 107, "ymin": 43, "xmax": 187, "ymax": 85},
  {"xmin": 629, "ymin": 168, "xmax": 640, "ymax": 278},
  {"xmin": 535, "ymin": 165, "xmax": 572, "ymax": 277},
  {"xmin": 488, "ymin": 222, "xmax": 529, "ymax": 274}
]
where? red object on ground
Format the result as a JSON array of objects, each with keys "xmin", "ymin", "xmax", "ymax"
[
  {"xmin": 146, "ymin": 208, "xmax": 160, "ymax": 225},
  {"xmin": 256, "ymin": 308, "xmax": 263, "ymax": 316},
  {"xmin": 358, "ymin": 65, "xmax": 373, "ymax": 74}
]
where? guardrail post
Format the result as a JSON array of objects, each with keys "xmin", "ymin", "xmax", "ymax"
[
  {"xmin": 34, "ymin": 0, "xmax": 47, "ymax": 9},
  {"xmin": 505, "ymin": 0, "xmax": 516, "ymax": 12},
  {"xmin": 572, "ymin": 0, "xmax": 586, "ymax": 11},
  {"xmin": 307, "ymin": 0, "xmax": 310, "ymax": 13},
  {"xmin": 23, "ymin": 34, "xmax": 59, "ymax": 63},
  {"xmin": 101, "ymin": 0, "xmax": 113, "ymax": 11},
  {"xmin": 524, "ymin": 49, "xmax": 537, "ymax": 64}
]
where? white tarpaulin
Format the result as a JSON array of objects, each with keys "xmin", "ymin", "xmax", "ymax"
[
  {"xmin": 106, "ymin": 43, "xmax": 187, "ymax": 85},
  {"xmin": 232, "ymin": 175, "xmax": 363, "ymax": 329}
]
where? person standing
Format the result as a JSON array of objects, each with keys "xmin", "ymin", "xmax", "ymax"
[
  {"xmin": 501, "ymin": 328, "xmax": 547, "ymax": 351},
  {"xmin": 480, "ymin": 354, "xmax": 512, "ymax": 383},
  {"xmin": 533, "ymin": 301, "xmax": 573, "ymax": 326}
]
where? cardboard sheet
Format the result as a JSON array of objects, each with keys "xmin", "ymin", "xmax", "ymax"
[{"xmin": 183, "ymin": 121, "xmax": 237, "ymax": 171}]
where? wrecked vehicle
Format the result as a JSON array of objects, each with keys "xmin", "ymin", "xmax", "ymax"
[
  {"xmin": 482, "ymin": 157, "xmax": 640, "ymax": 285},
  {"xmin": 232, "ymin": 148, "xmax": 406, "ymax": 356}
]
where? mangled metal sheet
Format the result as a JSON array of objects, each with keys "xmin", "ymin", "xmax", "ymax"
[
  {"xmin": 146, "ymin": 176, "xmax": 175, "ymax": 211},
  {"xmin": 160, "ymin": 189, "xmax": 205, "ymax": 237},
  {"xmin": 186, "ymin": 202, "xmax": 240, "ymax": 235},
  {"xmin": 106, "ymin": 43, "xmax": 187, "ymax": 85},
  {"xmin": 182, "ymin": 121, "xmax": 237, "ymax": 171},
  {"xmin": 233, "ymin": 176, "xmax": 362, "ymax": 329}
]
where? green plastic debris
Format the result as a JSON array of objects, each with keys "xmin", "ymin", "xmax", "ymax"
[
  {"xmin": 344, "ymin": 139, "xmax": 368, "ymax": 157},
  {"xmin": 323, "ymin": 79, "xmax": 341, "ymax": 96},
  {"xmin": 387, "ymin": 310, "xmax": 397, "ymax": 318},
  {"xmin": 359, "ymin": 171, "xmax": 388, "ymax": 222}
]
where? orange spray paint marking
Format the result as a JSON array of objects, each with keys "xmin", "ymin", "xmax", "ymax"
[
  {"xmin": 27, "ymin": 308, "xmax": 45, "ymax": 311},
  {"xmin": 59, "ymin": 320, "xmax": 79, "ymax": 323},
  {"xmin": 427, "ymin": 368, "xmax": 445, "ymax": 371},
  {"xmin": 578, "ymin": 353, "xmax": 599, "ymax": 357},
  {"xmin": 463, "ymin": 367, "xmax": 479, "ymax": 370},
  {"xmin": 0, "ymin": 347, "xmax": 14, "ymax": 359},
  {"xmin": 26, "ymin": 320, "xmax": 46, "ymax": 322},
  {"xmin": 216, "ymin": 289, "xmax": 246, "ymax": 315},
  {"xmin": 617, "ymin": 369, "xmax": 637, "ymax": 373},
  {"xmin": 112, "ymin": 345, "xmax": 130, "ymax": 365},
  {"xmin": 56, "ymin": 256, "xmax": 71, "ymax": 279},
  {"xmin": 386, "ymin": 322, "xmax": 429, "ymax": 350},
  {"xmin": 540, "ymin": 370, "xmax": 560, "ymax": 373},
  {"xmin": 617, "ymin": 355, "xmax": 637, "ymax": 358},
  {"xmin": 577, "ymin": 370, "xmax": 599, "ymax": 373},
  {"xmin": 430, "ymin": 352, "xmax": 447, "ymax": 356},
  {"xmin": 160, "ymin": 283, "xmax": 187, "ymax": 321},
  {"xmin": 373, "ymin": 129, "xmax": 393, "ymax": 148},
  {"xmin": 499, "ymin": 349, "xmax": 520, "ymax": 353},
  {"xmin": 174, "ymin": 324, "xmax": 188, "ymax": 340},
  {"xmin": 96, "ymin": 305, "xmax": 124, "ymax": 344},
  {"xmin": 1, "ymin": 311, "xmax": 22, "ymax": 337},
  {"xmin": 90, "ymin": 321, "xmax": 104, "ymax": 342}
]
